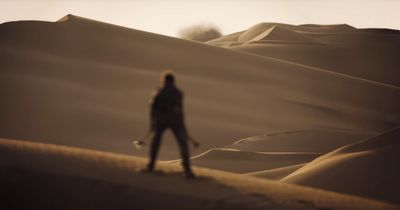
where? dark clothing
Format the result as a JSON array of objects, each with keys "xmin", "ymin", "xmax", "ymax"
[
  {"xmin": 148, "ymin": 83, "xmax": 192, "ymax": 175},
  {"xmin": 150, "ymin": 83, "xmax": 185, "ymax": 129},
  {"xmin": 147, "ymin": 123, "xmax": 191, "ymax": 173}
]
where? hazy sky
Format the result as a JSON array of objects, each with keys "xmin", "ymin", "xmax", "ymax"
[{"xmin": 1, "ymin": 0, "xmax": 399, "ymax": 37}]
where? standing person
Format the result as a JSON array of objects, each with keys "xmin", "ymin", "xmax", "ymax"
[{"xmin": 147, "ymin": 71, "xmax": 195, "ymax": 178}]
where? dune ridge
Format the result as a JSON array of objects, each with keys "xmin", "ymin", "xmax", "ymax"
[
  {"xmin": 245, "ymin": 163, "xmax": 306, "ymax": 180},
  {"xmin": 186, "ymin": 148, "xmax": 320, "ymax": 173},
  {"xmin": 1, "ymin": 15, "xmax": 399, "ymax": 161},
  {"xmin": 209, "ymin": 22, "xmax": 400, "ymax": 87},
  {"xmin": 282, "ymin": 127, "xmax": 400, "ymax": 204},
  {"xmin": 1, "ymin": 138, "xmax": 398, "ymax": 210},
  {"xmin": 181, "ymin": 129, "xmax": 371, "ymax": 175},
  {"xmin": 238, "ymin": 24, "xmax": 324, "ymax": 44},
  {"xmin": 1, "ymin": 14, "xmax": 400, "ymax": 208},
  {"xmin": 228, "ymin": 129, "xmax": 372, "ymax": 153}
]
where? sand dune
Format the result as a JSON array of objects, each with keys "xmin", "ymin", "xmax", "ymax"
[
  {"xmin": 208, "ymin": 23, "xmax": 356, "ymax": 46},
  {"xmin": 207, "ymin": 22, "xmax": 400, "ymax": 204},
  {"xmin": 1, "ymin": 15, "xmax": 399, "ymax": 161},
  {"xmin": 1, "ymin": 14, "xmax": 400, "ymax": 207},
  {"xmin": 299, "ymin": 24, "xmax": 356, "ymax": 31},
  {"xmin": 208, "ymin": 22, "xmax": 356, "ymax": 46},
  {"xmin": 186, "ymin": 129, "xmax": 368, "ymax": 173},
  {"xmin": 245, "ymin": 163, "xmax": 306, "ymax": 180},
  {"xmin": 1, "ymin": 138, "xmax": 398, "ymax": 210},
  {"xmin": 209, "ymin": 22, "xmax": 400, "ymax": 87},
  {"xmin": 231, "ymin": 43, "xmax": 400, "ymax": 87},
  {"xmin": 186, "ymin": 148, "xmax": 320, "ymax": 173},
  {"xmin": 238, "ymin": 24, "xmax": 323, "ymax": 44},
  {"xmin": 228, "ymin": 129, "xmax": 371, "ymax": 153},
  {"xmin": 282, "ymin": 127, "xmax": 400, "ymax": 204}
]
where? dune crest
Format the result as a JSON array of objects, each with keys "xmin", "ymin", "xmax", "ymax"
[
  {"xmin": 186, "ymin": 148, "xmax": 320, "ymax": 173},
  {"xmin": 298, "ymin": 24, "xmax": 356, "ymax": 31},
  {"xmin": 241, "ymin": 25, "xmax": 324, "ymax": 44},
  {"xmin": 209, "ymin": 22, "xmax": 400, "ymax": 87},
  {"xmin": 229, "ymin": 130, "xmax": 371, "ymax": 153},
  {"xmin": 282, "ymin": 127, "xmax": 400, "ymax": 204},
  {"xmin": 245, "ymin": 163, "xmax": 306, "ymax": 180},
  {"xmin": 1, "ymin": 138, "xmax": 398, "ymax": 210},
  {"xmin": 1, "ymin": 14, "xmax": 400, "ymax": 207},
  {"xmin": 57, "ymin": 14, "xmax": 74, "ymax": 22},
  {"xmin": 2, "ymin": 15, "xmax": 399, "ymax": 161}
]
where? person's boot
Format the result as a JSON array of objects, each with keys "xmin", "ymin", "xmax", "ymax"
[
  {"xmin": 144, "ymin": 161, "xmax": 155, "ymax": 172},
  {"xmin": 184, "ymin": 169, "xmax": 195, "ymax": 179}
]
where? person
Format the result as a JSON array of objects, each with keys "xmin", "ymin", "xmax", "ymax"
[{"xmin": 146, "ymin": 71, "xmax": 195, "ymax": 178}]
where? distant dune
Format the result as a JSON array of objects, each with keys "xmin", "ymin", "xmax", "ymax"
[
  {"xmin": 227, "ymin": 130, "xmax": 371, "ymax": 153},
  {"xmin": 1, "ymin": 138, "xmax": 398, "ymax": 210},
  {"xmin": 245, "ymin": 163, "xmax": 306, "ymax": 180},
  {"xmin": 282, "ymin": 127, "xmax": 400, "ymax": 204},
  {"xmin": 238, "ymin": 24, "xmax": 324, "ymax": 44},
  {"xmin": 1, "ymin": 14, "xmax": 400, "ymax": 207},
  {"xmin": 178, "ymin": 129, "xmax": 373, "ymax": 178},
  {"xmin": 208, "ymin": 22, "xmax": 400, "ymax": 87},
  {"xmin": 1, "ymin": 15, "xmax": 399, "ymax": 161},
  {"xmin": 185, "ymin": 148, "xmax": 320, "ymax": 173}
]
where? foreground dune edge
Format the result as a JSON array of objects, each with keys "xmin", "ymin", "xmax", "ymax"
[{"xmin": 0, "ymin": 138, "xmax": 398, "ymax": 210}]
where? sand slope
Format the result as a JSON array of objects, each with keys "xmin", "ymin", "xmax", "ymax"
[
  {"xmin": 238, "ymin": 24, "xmax": 323, "ymax": 44},
  {"xmin": 1, "ymin": 138, "xmax": 398, "ymax": 210},
  {"xmin": 181, "ymin": 130, "xmax": 369, "ymax": 175},
  {"xmin": 228, "ymin": 130, "xmax": 371, "ymax": 153},
  {"xmin": 1, "ymin": 15, "xmax": 399, "ymax": 161},
  {"xmin": 246, "ymin": 163, "xmax": 306, "ymax": 180},
  {"xmin": 209, "ymin": 22, "xmax": 400, "ymax": 87},
  {"xmin": 282, "ymin": 127, "xmax": 400, "ymax": 204},
  {"xmin": 186, "ymin": 148, "xmax": 320, "ymax": 173}
]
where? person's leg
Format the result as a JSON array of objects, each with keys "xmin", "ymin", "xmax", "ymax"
[
  {"xmin": 171, "ymin": 125, "xmax": 194, "ymax": 178},
  {"xmin": 147, "ymin": 126, "xmax": 166, "ymax": 171}
]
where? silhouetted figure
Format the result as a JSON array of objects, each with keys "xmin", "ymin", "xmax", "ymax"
[{"xmin": 147, "ymin": 71, "xmax": 194, "ymax": 178}]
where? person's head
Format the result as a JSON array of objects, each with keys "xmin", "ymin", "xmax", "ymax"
[{"xmin": 161, "ymin": 71, "xmax": 175, "ymax": 85}]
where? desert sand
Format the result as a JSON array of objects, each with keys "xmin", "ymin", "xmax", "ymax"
[
  {"xmin": 1, "ymin": 138, "xmax": 398, "ymax": 210},
  {"xmin": 246, "ymin": 163, "xmax": 307, "ymax": 180},
  {"xmin": 1, "ymin": 15, "xmax": 399, "ymax": 160},
  {"xmin": 209, "ymin": 22, "xmax": 400, "ymax": 87},
  {"xmin": 206, "ymin": 21, "xmax": 400, "ymax": 204},
  {"xmin": 184, "ymin": 148, "xmax": 320, "ymax": 173},
  {"xmin": 282, "ymin": 127, "xmax": 400, "ymax": 204},
  {"xmin": 1, "ymin": 14, "xmax": 400, "ymax": 208}
]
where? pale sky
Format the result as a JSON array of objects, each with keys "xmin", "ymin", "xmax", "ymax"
[{"xmin": 1, "ymin": 0, "xmax": 399, "ymax": 37}]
